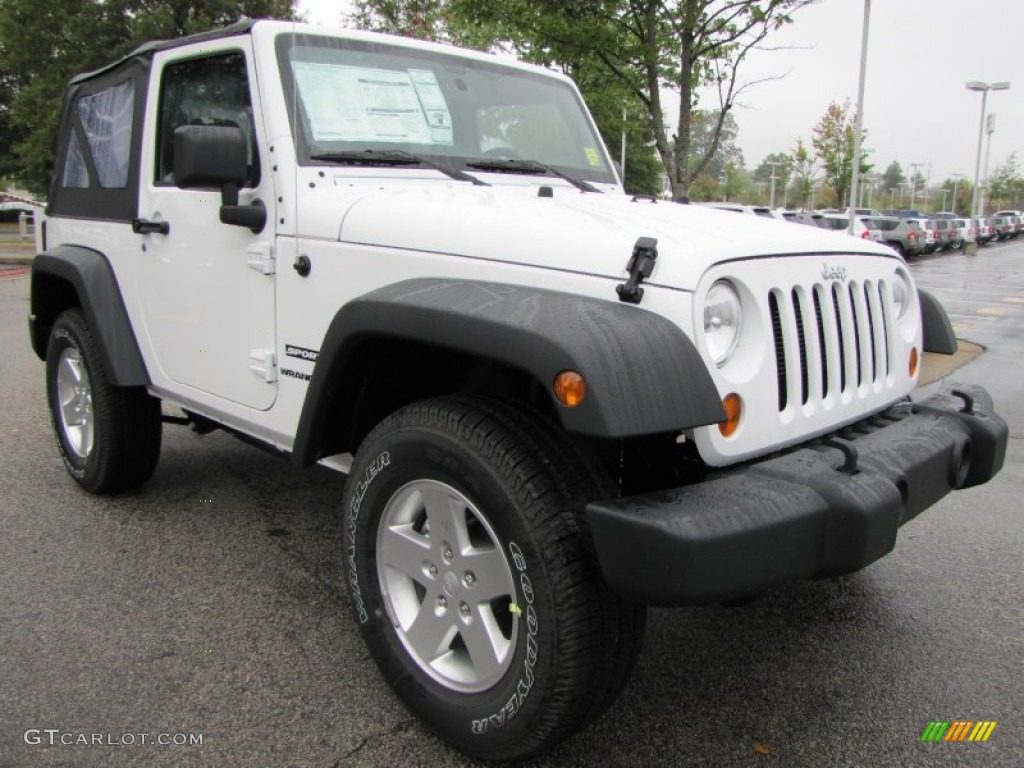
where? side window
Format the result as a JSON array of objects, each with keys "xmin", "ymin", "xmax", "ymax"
[
  {"xmin": 61, "ymin": 78, "xmax": 135, "ymax": 189},
  {"xmin": 156, "ymin": 52, "xmax": 260, "ymax": 186}
]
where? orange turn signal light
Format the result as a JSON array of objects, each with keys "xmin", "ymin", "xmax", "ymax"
[
  {"xmin": 553, "ymin": 370, "xmax": 586, "ymax": 407},
  {"xmin": 909, "ymin": 347, "xmax": 919, "ymax": 378},
  {"xmin": 719, "ymin": 393, "xmax": 742, "ymax": 438}
]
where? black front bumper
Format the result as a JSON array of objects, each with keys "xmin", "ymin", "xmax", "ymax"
[{"xmin": 586, "ymin": 385, "xmax": 1007, "ymax": 606}]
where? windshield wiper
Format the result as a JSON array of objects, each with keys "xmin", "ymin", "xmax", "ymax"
[
  {"xmin": 310, "ymin": 150, "xmax": 488, "ymax": 186},
  {"xmin": 466, "ymin": 159, "xmax": 602, "ymax": 193}
]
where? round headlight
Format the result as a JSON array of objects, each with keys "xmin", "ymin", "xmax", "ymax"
[
  {"xmin": 703, "ymin": 280, "xmax": 742, "ymax": 367},
  {"xmin": 892, "ymin": 271, "xmax": 910, "ymax": 320}
]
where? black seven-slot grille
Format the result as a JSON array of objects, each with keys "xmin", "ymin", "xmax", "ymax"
[{"xmin": 769, "ymin": 279, "xmax": 893, "ymax": 412}]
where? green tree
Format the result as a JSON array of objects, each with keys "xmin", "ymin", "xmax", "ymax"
[
  {"xmin": 986, "ymin": 153, "xmax": 1024, "ymax": 210},
  {"xmin": 688, "ymin": 173, "xmax": 720, "ymax": 201},
  {"xmin": 0, "ymin": 0, "xmax": 295, "ymax": 194},
  {"xmin": 718, "ymin": 161, "xmax": 749, "ymax": 202},
  {"xmin": 811, "ymin": 100, "xmax": 870, "ymax": 208},
  {"xmin": 686, "ymin": 109, "xmax": 744, "ymax": 180},
  {"xmin": 934, "ymin": 177, "xmax": 972, "ymax": 216},
  {"xmin": 788, "ymin": 138, "xmax": 817, "ymax": 209},
  {"xmin": 879, "ymin": 160, "xmax": 904, "ymax": 192}
]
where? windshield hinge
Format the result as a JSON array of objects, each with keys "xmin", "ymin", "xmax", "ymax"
[
  {"xmin": 247, "ymin": 243, "xmax": 275, "ymax": 275},
  {"xmin": 616, "ymin": 237, "xmax": 658, "ymax": 304}
]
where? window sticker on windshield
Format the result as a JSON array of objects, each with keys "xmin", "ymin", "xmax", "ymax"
[
  {"xmin": 293, "ymin": 62, "xmax": 440, "ymax": 144},
  {"xmin": 408, "ymin": 69, "xmax": 453, "ymax": 145},
  {"xmin": 583, "ymin": 147, "xmax": 601, "ymax": 167}
]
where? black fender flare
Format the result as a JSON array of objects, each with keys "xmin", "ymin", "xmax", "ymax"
[
  {"xmin": 291, "ymin": 278, "xmax": 725, "ymax": 466},
  {"xmin": 918, "ymin": 288, "xmax": 957, "ymax": 355},
  {"xmin": 29, "ymin": 245, "xmax": 150, "ymax": 386}
]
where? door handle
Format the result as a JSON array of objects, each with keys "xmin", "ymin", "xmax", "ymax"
[{"xmin": 132, "ymin": 218, "xmax": 170, "ymax": 235}]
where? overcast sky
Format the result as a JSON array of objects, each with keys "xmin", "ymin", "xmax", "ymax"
[{"xmin": 295, "ymin": 0, "xmax": 1022, "ymax": 186}]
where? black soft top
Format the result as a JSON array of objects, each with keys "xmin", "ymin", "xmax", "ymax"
[
  {"xmin": 50, "ymin": 20, "xmax": 258, "ymax": 221},
  {"xmin": 70, "ymin": 19, "xmax": 256, "ymax": 85}
]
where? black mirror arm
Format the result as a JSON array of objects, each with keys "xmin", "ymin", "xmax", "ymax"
[
  {"xmin": 222, "ymin": 181, "xmax": 240, "ymax": 207},
  {"xmin": 220, "ymin": 197, "xmax": 266, "ymax": 234}
]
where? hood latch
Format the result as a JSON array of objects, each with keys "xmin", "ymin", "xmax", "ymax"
[{"xmin": 616, "ymin": 237, "xmax": 658, "ymax": 304}]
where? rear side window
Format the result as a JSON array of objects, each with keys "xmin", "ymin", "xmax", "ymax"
[
  {"xmin": 60, "ymin": 78, "xmax": 135, "ymax": 190},
  {"xmin": 75, "ymin": 80, "xmax": 135, "ymax": 187},
  {"xmin": 48, "ymin": 60, "xmax": 145, "ymax": 221}
]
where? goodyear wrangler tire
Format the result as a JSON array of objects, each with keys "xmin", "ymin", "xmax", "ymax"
[
  {"xmin": 45, "ymin": 309, "xmax": 162, "ymax": 494},
  {"xmin": 344, "ymin": 397, "xmax": 644, "ymax": 761}
]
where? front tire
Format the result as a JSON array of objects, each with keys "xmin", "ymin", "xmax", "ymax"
[
  {"xmin": 45, "ymin": 309, "xmax": 162, "ymax": 493},
  {"xmin": 344, "ymin": 397, "xmax": 644, "ymax": 761}
]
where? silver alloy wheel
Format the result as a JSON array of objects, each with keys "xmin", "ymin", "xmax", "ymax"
[
  {"xmin": 376, "ymin": 479, "xmax": 518, "ymax": 693},
  {"xmin": 56, "ymin": 347, "xmax": 94, "ymax": 458}
]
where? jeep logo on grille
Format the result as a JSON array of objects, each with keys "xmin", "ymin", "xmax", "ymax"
[{"xmin": 822, "ymin": 264, "xmax": 847, "ymax": 282}]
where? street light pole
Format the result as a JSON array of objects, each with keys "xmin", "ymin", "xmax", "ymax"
[
  {"xmin": 908, "ymin": 162, "xmax": 923, "ymax": 209},
  {"xmin": 951, "ymin": 172, "xmax": 965, "ymax": 215},
  {"xmin": 981, "ymin": 113, "xmax": 996, "ymax": 214},
  {"xmin": 967, "ymin": 81, "xmax": 1010, "ymax": 216},
  {"xmin": 847, "ymin": 0, "xmax": 871, "ymax": 234},
  {"xmin": 767, "ymin": 161, "xmax": 783, "ymax": 208}
]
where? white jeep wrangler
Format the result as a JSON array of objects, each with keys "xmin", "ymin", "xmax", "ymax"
[{"xmin": 29, "ymin": 20, "xmax": 1006, "ymax": 761}]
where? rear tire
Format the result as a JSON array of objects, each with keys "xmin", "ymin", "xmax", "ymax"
[
  {"xmin": 45, "ymin": 309, "xmax": 161, "ymax": 493},
  {"xmin": 344, "ymin": 396, "xmax": 644, "ymax": 761}
]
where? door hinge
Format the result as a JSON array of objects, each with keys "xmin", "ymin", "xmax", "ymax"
[
  {"xmin": 247, "ymin": 243, "xmax": 275, "ymax": 275},
  {"xmin": 249, "ymin": 349, "xmax": 277, "ymax": 383}
]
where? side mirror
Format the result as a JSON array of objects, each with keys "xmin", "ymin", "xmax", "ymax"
[{"xmin": 173, "ymin": 124, "xmax": 266, "ymax": 234}]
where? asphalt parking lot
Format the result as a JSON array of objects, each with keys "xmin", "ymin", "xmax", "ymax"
[{"xmin": 0, "ymin": 240, "xmax": 1021, "ymax": 768}]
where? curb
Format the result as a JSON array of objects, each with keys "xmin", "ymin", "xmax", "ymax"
[{"xmin": 0, "ymin": 246, "xmax": 35, "ymax": 265}]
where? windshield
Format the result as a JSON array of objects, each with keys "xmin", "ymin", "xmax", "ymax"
[{"xmin": 275, "ymin": 33, "xmax": 616, "ymax": 184}]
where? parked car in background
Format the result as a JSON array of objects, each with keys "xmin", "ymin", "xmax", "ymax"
[
  {"xmin": 906, "ymin": 218, "xmax": 939, "ymax": 253},
  {"xmin": 976, "ymin": 217, "xmax": 995, "ymax": 244},
  {"xmin": 866, "ymin": 216, "xmax": 924, "ymax": 257},
  {"xmin": 953, "ymin": 218, "xmax": 974, "ymax": 249},
  {"xmin": 990, "ymin": 216, "xmax": 1012, "ymax": 241},
  {"xmin": 931, "ymin": 218, "xmax": 956, "ymax": 251},
  {"xmin": 794, "ymin": 212, "xmax": 884, "ymax": 242},
  {"xmin": 695, "ymin": 202, "xmax": 786, "ymax": 220},
  {"xmin": 1005, "ymin": 215, "xmax": 1022, "ymax": 238}
]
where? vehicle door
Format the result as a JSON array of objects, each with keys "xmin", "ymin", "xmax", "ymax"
[{"xmin": 135, "ymin": 41, "xmax": 277, "ymax": 410}]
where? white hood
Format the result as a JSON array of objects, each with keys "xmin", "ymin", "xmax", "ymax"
[{"xmin": 299, "ymin": 182, "xmax": 898, "ymax": 291}]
